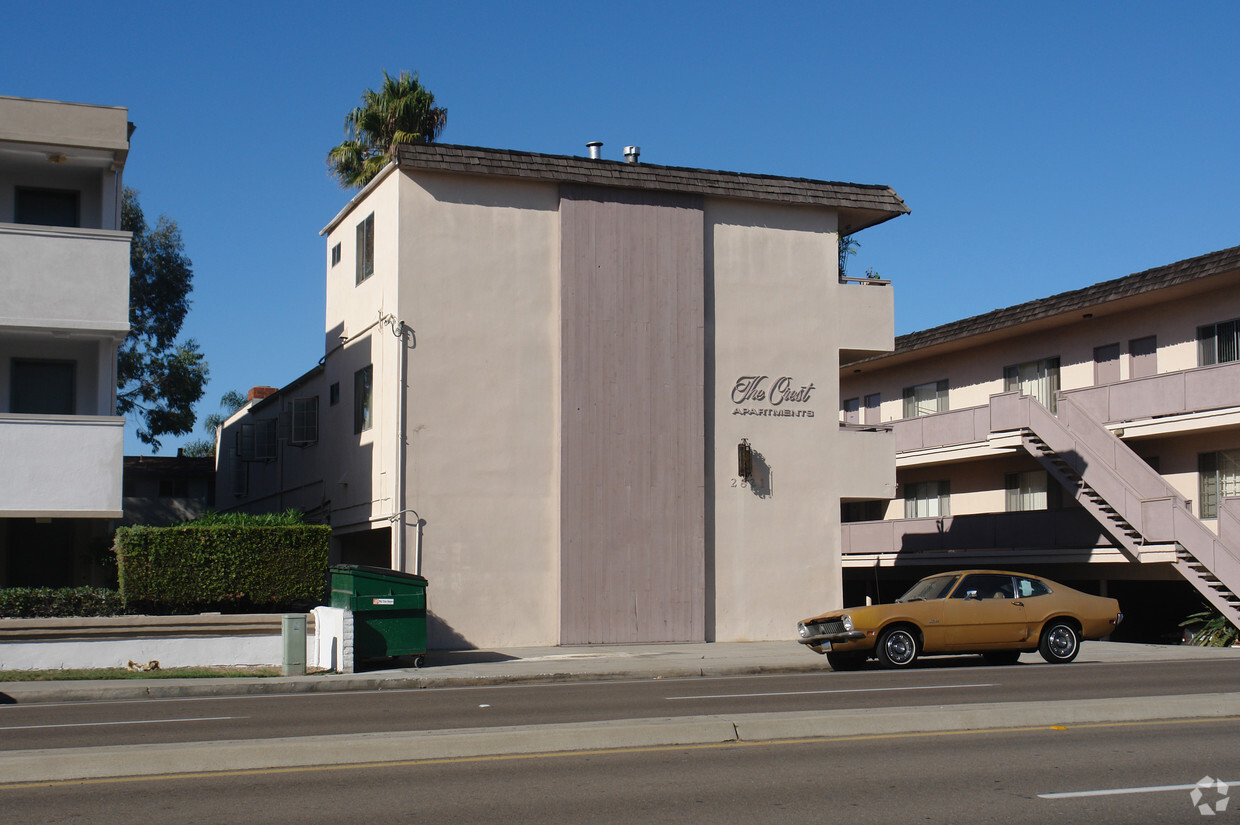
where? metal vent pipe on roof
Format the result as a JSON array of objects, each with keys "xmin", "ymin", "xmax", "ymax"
[
  {"xmin": 624, "ymin": 146, "xmax": 640, "ymax": 163},
  {"xmin": 586, "ymin": 141, "xmax": 603, "ymax": 159}
]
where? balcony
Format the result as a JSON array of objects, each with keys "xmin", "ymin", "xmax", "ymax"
[
  {"xmin": 0, "ymin": 223, "xmax": 130, "ymax": 334},
  {"xmin": 836, "ymin": 277, "xmax": 894, "ymax": 363},
  {"xmin": 841, "ymin": 509, "xmax": 1121, "ymax": 565},
  {"xmin": 835, "ymin": 424, "xmax": 896, "ymax": 500},
  {"xmin": 892, "ymin": 359, "xmax": 1240, "ymax": 458},
  {"xmin": 0, "ymin": 414, "xmax": 124, "ymax": 516}
]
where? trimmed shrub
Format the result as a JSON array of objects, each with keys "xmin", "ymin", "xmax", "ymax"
[
  {"xmin": 0, "ymin": 587, "xmax": 126, "ymax": 618},
  {"xmin": 115, "ymin": 524, "xmax": 330, "ymax": 613}
]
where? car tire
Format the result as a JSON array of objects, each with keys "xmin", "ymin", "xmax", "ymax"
[
  {"xmin": 826, "ymin": 652, "xmax": 866, "ymax": 672},
  {"xmin": 876, "ymin": 626, "xmax": 920, "ymax": 669},
  {"xmin": 981, "ymin": 650, "xmax": 1021, "ymax": 666},
  {"xmin": 1038, "ymin": 620, "xmax": 1080, "ymax": 663}
]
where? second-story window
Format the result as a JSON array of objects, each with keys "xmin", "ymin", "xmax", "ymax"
[
  {"xmin": 291, "ymin": 397, "xmax": 319, "ymax": 445},
  {"xmin": 902, "ymin": 380, "xmax": 948, "ymax": 418},
  {"xmin": 1198, "ymin": 318, "xmax": 1239, "ymax": 366},
  {"xmin": 904, "ymin": 480, "xmax": 950, "ymax": 518},
  {"xmin": 354, "ymin": 365, "xmax": 373, "ymax": 433},
  {"xmin": 842, "ymin": 397, "xmax": 860, "ymax": 424},
  {"xmin": 1005, "ymin": 470, "xmax": 1059, "ymax": 512},
  {"xmin": 1004, "ymin": 357, "xmax": 1060, "ymax": 412},
  {"xmin": 11, "ymin": 359, "xmax": 75, "ymax": 415},
  {"xmin": 356, "ymin": 213, "xmax": 375, "ymax": 285}
]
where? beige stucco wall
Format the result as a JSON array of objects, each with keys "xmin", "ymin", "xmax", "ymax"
[
  {"xmin": 393, "ymin": 170, "xmax": 561, "ymax": 648},
  {"xmin": 708, "ymin": 199, "xmax": 854, "ymax": 639}
]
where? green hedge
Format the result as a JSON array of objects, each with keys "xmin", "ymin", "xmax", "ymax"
[
  {"xmin": 115, "ymin": 524, "xmax": 330, "ymax": 613},
  {"xmin": 0, "ymin": 587, "xmax": 126, "ymax": 618}
]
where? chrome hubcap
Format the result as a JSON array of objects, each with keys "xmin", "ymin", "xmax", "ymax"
[
  {"xmin": 886, "ymin": 632, "xmax": 915, "ymax": 664},
  {"xmin": 1048, "ymin": 627, "xmax": 1076, "ymax": 658}
]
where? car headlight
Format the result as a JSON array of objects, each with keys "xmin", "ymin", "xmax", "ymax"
[
  {"xmin": 797, "ymin": 622, "xmax": 810, "ymax": 638},
  {"xmin": 841, "ymin": 614, "xmax": 854, "ymax": 632}
]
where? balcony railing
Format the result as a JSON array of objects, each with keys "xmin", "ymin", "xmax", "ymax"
[
  {"xmin": 842, "ymin": 509, "xmax": 1114, "ymax": 557},
  {"xmin": 0, "ymin": 414, "xmax": 124, "ymax": 516},
  {"xmin": 890, "ymin": 359, "xmax": 1240, "ymax": 455},
  {"xmin": 0, "ymin": 223, "xmax": 130, "ymax": 333}
]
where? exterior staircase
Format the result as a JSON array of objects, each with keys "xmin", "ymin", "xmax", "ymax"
[{"xmin": 990, "ymin": 392, "xmax": 1240, "ymax": 629}]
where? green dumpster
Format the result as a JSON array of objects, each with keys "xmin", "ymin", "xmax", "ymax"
[{"xmin": 329, "ymin": 564, "xmax": 428, "ymax": 667}]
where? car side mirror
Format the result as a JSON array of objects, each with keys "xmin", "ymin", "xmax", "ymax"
[{"xmin": 965, "ymin": 590, "xmax": 980, "ymax": 600}]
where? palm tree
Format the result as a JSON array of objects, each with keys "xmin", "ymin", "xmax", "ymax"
[
  {"xmin": 327, "ymin": 70, "xmax": 447, "ymax": 188},
  {"xmin": 181, "ymin": 389, "xmax": 247, "ymax": 457}
]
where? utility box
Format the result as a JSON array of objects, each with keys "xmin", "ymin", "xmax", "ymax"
[
  {"xmin": 329, "ymin": 564, "xmax": 428, "ymax": 667},
  {"xmin": 281, "ymin": 613, "xmax": 307, "ymax": 676}
]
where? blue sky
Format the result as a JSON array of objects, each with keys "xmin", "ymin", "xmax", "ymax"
[{"xmin": 5, "ymin": 1, "xmax": 1239, "ymax": 456}]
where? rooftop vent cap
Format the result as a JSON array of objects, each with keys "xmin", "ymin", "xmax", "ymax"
[
  {"xmin": 586, "ymin": 141, "xmax": 603, "ymax": 160},
  {"xmin": 623, "ymin": 146, "xmax": 641, "ymax": 163}
]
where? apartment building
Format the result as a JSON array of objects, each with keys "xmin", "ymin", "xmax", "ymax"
[
  {"xmin": 0, "ymin": 96, "xmax": 131, "ymax": 587},
  {"xmin": 839, "ymin": 245, "xmax": 1240, "ymax": 639},
  {"xmin": 219, "ymin": 142, "xmax": 908, "ymax": 647}
]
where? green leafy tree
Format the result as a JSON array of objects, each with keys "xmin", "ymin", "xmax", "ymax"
[
  {"xmin": 327, "ymin": 70, "xmax": 447, "ymax": 188},
  {"xmin": 182, "ymin": 389, "xmax": 247, "ymax": 457},
  {"xmin": 117, "ymin": 187, "xmax": 208, "ymax": 451}
]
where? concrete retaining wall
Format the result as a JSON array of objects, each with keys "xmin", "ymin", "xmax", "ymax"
[{"xmin": 0, "ymin": 614, "xmax": 317, "ymax": 670}]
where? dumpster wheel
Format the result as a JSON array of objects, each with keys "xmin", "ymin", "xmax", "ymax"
[{"xmin": 412, "ymin": 655, "xmax": 425, "ymax": 669}]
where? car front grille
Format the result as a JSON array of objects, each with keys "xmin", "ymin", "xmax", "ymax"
[{"xmin": 813, "ymin": 619, "xmax": 847, "ymax": 636}]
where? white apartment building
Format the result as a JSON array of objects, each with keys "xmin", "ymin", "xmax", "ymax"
[
  {"xmin": 0, "ymin": 96, "xmax": 130, "ymax": 586},
  {"xmin": 840, "ymin": 245, "xmax": 1240, "ymax": 640},
  {"xmin": 219, "ymin": 142, "xmax": 908, "ymax": 648}
]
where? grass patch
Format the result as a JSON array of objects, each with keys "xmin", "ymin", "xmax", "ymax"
[{"xmin": 0, "ymin": 666, "xmax": 286, "ymax": 682}]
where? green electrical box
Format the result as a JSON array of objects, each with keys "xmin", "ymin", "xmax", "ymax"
[
  {"xmin": 282, "ymin": 613, "xmax": 307, "ymax": 676},
  {"xmin": 329, "ymin": 564, "xmax": 428, "ymax": 666}
]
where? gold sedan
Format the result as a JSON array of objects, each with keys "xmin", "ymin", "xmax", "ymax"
[{"xmin": 797, "ymin": 570, "xmax": 1123, "ymax": 670}]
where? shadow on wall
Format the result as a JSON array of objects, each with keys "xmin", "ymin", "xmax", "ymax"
[
  {"xmin": 747, "ymin": 448, "xmax": 773, "ymax": 499},
  {"xmin": 428, "ymin": 610, "xmax": 477, "ymax": 650}
]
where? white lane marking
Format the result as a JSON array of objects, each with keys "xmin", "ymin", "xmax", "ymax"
[
  {"xmin": 0, "ymin": 715, "xmax": 244, "ymax": 731},
  {"xmin": 666, "ymin": 683, "xmax": 995, "ymax": 700},
  {"xmin": 1040, "ymin": 780, "xmax": 1240, "ymax": 799}
]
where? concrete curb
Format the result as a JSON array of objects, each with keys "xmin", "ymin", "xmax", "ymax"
[{"xmin": 3, "ymin": 691, "xmax": 1239, "ymax": 784}]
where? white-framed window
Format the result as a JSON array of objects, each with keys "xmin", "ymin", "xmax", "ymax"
[
  {"xmin": 1004, "ymin": 356, "xmax": 1060, "ymax": 412},
  {"xmin": 291, "ymin": 397, "xmax": 319, "ymax": 445},
  {"xmin": 1198, "ymin": 318, "xmax": 1239, "ymax": 366},
  {"xmin": 331, "ymin": 242, "xmax": 341, "ymax": 267},
  {"xmin": 1199, "ymin": 449, "xmax": 1240, "ymax": 518},
  {"xmin": 1006, "ymin": 470, "xmax": 1050, "ymax": 512},
  {"xmin": 356, "ymin": 213, "xmax": 375, "ymax": 285},
  {"xmin": 902, "ymin": 380, "xmax": 948, "ymax": 418},
  {"xmin": 904, "ymin": 480, "xmax": 950, "ymax": 518}
]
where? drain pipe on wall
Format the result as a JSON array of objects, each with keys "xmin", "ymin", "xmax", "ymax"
[{"xmin": 381, "ymin": 314, "xmax": 417, "ymax": 573}]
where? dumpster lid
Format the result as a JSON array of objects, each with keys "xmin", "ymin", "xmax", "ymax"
[{"xmin": 329, "ymin": 564, "xmax": 428, "ymax": 584}]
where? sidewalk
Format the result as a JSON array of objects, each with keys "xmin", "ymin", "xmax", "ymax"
[
  {"xmin": 4, "ymin": 640, "xmax": 1240, "ymax": 784},
  {"xmin": 3, "ymin": 639, "xmax": 1239, "ymax": 704}
]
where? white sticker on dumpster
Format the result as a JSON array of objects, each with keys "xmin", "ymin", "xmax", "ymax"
[{"xmin": 372, "ymin": 597, "xmax": 395, "ymax": 605}]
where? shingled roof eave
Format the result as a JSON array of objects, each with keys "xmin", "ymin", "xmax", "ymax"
[{"xmin": 844, "ymin": 243, "xmax": 1240, "ymax": 369}]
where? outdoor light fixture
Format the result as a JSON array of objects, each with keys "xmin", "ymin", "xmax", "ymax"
[{"xmin": 738, "ymin": 439, "xmax": 753, "ymax": 481}]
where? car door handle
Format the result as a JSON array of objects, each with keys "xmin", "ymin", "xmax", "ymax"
[{"xmin": 1011, "ymin": 600, "xmax": 1024, "ymax": 606}]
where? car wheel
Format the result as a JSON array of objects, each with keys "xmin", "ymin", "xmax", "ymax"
[
  {"xmin": 826, "ymin": 652, "xmax": 866, "ymax": 672},
  {"xmin": 981, "ymin": 650, "xmax": 1021, "ymax": 666},
  {"xmin": 1039, "ymin": 621, "xmax": 1080, "ymax": 663},
  {"xmin": 876, "ymin": 626, "xmax": 919, "ymax": 668}
]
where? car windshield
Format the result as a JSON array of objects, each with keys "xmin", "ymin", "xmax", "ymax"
[{"xmin": 897, "ymin": 575, "xmax": 961, "ymax": 602}]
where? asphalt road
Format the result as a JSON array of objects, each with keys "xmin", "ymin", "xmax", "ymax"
[
  {"xmin": 3, "ymin": 716, "xmax": 1237, "ymax": 824},
  {"xmin": 2, "ymin": 657, "xmax": 1238, "ymax": 751}
]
